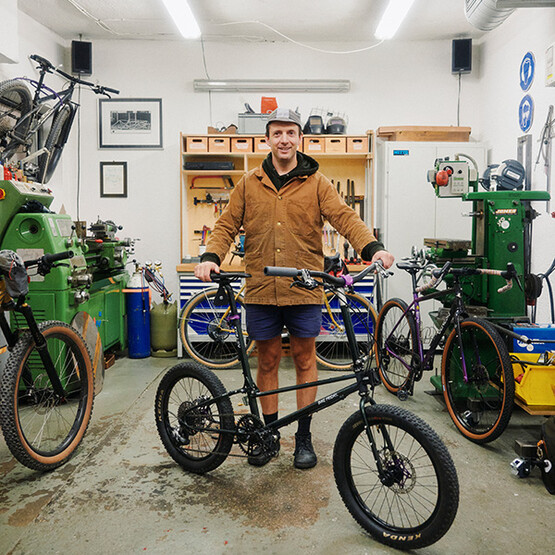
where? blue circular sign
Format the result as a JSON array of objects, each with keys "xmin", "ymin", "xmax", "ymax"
[
  {"xmin": 519, "ymin": 94, "xmax": 534, "ymax": 132},
  {"xmin": 519, "ymin": 52, "xmax": 535, "ymax": 91}
]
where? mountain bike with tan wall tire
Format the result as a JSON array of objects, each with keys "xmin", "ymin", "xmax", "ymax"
[
  {"xmin": 375, "ymin": 259, "xmax": 517, "ymax": 444},
  {"xmin": 0, "ymin": 250, "xmax": 94, "ymax": 471}
]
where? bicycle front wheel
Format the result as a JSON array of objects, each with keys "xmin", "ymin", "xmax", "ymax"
[
  {"xmin": 316, "ymin": 291, "xmax": 377, "ymax": 370},
  {"xmin": 333, "ymin": 404, "xmax": 459, "ymax": 550},
  {"xmin": 375, "ymin": 298, "xmax": 418, "ymax": 394},
  {"xmin": 0, "ymin": 79, "xmax": 33, "ymax": 159},
  {"xmin": 441, "ymin": 318, "xmax": 514, "ymax": 443},
  {"xmin": 0, "ymin": 321, "xmax": 94, "ymax": 471},
  {"xmin": 179, "ymin": 288, "xmax": 254, "ymax": 369},
  {"xmin": 37, "ymin": 104, "xmax": 72, "ymax": 184},
  {"xmin": 154, "ymin": 362, "xmax": 234, "ymax": 474}
]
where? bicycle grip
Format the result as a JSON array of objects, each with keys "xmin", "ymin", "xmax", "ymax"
[
  {"xmin": 264, "ymin": 266, "xmax": 300, "ymax": 277},
  {"xmin": 43, "ymin": 250, "xmax": 75, "ymax": 264},
  {"xmin": 103, "ymin": 86, "xmax": 120, "ymax": 94}
]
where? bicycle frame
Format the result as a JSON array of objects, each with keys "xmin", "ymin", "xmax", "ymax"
[
  {"xmin": 191, "ymin": 274, "xmax": 390, "ymax": 468},
  {"xmin": 383, "ymin": 271, "xmax": 492, "ymax": 395}
]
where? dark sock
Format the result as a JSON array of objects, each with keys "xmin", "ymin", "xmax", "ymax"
[
  {"xmin": 297, "ymin": 415, "xmax": 312, "ymax": 436},
  {"xmin": 263, "ymin": 411, "xmax": 278, "ymax": 426}
]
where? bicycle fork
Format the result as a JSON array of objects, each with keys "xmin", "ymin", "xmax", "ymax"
[{"xmin": 17, "ymin": 304, "xmax": 67, "ymax": 398}]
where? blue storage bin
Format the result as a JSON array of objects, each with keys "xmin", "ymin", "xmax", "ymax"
[{"xmin": 512, "ymin": 324, "xmax": 555, "ymax": 353}]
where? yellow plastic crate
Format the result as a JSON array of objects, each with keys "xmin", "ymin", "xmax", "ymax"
[{"xmin": 511, "ymin": 352, "xmax": 555, "ymax": 408}]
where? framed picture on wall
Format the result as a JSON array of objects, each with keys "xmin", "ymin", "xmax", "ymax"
[
  {"xmin": 98, "ymin": 98, "xmax": 163, "ymax": 148},
  {"xmin": 100, "ymin": 161, "xmax": 128, "ymax": 197}
]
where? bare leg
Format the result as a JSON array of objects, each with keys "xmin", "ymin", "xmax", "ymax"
[
  {"xmin": 290, "ymin": 336, "xmax": 318, "ymax": 409},
  {"xmin": 255, "ymin": 336, "xmax": 282, "ymax": 415}
]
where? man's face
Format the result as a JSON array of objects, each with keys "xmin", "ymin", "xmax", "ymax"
[{"xmin": 266, "ymin": 122, "xmax": 302, "ymax": 165}]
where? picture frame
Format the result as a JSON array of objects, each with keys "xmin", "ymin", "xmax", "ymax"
[
  {"xmin": 100, "ymin": 161, "xmax": 128, "ymax": 197},
  {"xmin": 98, "ymin": 98, "xmax": 163, "ymax": 149}
]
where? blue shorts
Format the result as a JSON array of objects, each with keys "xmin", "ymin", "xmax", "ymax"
[{"xmin": 245, "ymin": 304, "xmax": 322, "ymax": 341}]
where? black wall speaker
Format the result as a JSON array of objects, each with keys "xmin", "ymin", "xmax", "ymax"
[
  {"xmin": 71, "ymin": 40, "xmax": 92, "ymax": 75},
  {"xmin": 452, "ymin": 39, "xmax": 472, "ymax": 74}
]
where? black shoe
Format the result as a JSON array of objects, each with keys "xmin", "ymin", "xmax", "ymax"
[
  {"xmin": 247, "ymin": 438, "xmax": 280, "ymax": 467},
  {"xmin": 294, "ymin": 432, "xmax": 317, "ymax": 469}
]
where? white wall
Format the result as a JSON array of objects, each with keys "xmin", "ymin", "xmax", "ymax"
[
  {"xmin": 5, "ymin": 5, "xmax": 555, "ymax": 322},
  {"xmin": 479, "ymin": 7, "xmax": 555, "ymax": 322},
  {"xmin": 66, "ymin": 37, "xmax": 483, "ymax": 300}
]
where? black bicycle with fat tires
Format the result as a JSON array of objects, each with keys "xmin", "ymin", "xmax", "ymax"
[
  {"xmin": 0, "ymin": 250, "xmax": 94, "ymax": 471},
  {"xmin": 155, "ymin": 261, "xmax": 459, "ymax": 550}
]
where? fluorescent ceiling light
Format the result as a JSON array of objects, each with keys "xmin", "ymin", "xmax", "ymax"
[
  {"xmin": 193, "ymin": 79, "xmax": 351, "ymax": 93},
  {"xmin": 161, "ymin": 0, "xmax": 201, "ymax": 39},
  {"xmin": 375, "ymin": 0, "xmax": 416, "ymax": 40}
]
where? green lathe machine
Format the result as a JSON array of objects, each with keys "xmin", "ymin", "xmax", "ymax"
[
  {"xmin": 426, "ymin": 156, "xmax": 550, "ymax": 321},
  {"xmin": 0, "ymin": 179, "xmax": 130, "ymax": 353}
]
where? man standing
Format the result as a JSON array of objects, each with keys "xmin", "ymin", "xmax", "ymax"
[{"xmin": 195, "ymin": 108, "xmax": 394, "ymax": 468}]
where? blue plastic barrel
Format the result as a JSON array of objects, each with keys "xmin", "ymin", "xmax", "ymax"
[{"xmin": 125, "ymin": 287, "xmax": 151, "ymax": 358}]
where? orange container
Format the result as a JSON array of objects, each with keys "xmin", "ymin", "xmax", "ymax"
[
  {"xmin": 347, "ymin": 136, "xmax": 369, "ymax": 153},
  {"xmin": 186, "ymin": 136, "xmax": 208, "ymax": 152},
  {"xmin": 208, "ymin": 137, "xmax": 230, "ymax": 153},
  {"xmin": 254, "ymin": 137, "xmax": 271, "ymax": 153},
  {"xmin": 304, "ymin": 137, "xmax": 325, "ymax": 153},
  {"xmin": 325, "ymin": 137, "xmax": 346, "ymax": 153},
  {"xmin": 231, "ymin": 137, "xmax": 253, "ymax": 153}
]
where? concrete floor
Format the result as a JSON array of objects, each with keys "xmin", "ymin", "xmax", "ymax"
[{"xmin": 1, "ymin": 354, "xmax": 554, "ymax": 555}]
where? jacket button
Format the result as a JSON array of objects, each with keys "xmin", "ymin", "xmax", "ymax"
[
  {"xmin": 278, "ymin": 196, "xmax": 282, "ymax": 200},
  {"xmin": 277, "ymin": 221, "xmax": 281, "ymax": 226},
  {"xmin": 276, "ymin": 248, "xmax": 281, "ymax": 253}
]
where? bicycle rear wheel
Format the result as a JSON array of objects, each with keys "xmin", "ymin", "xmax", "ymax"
[
  {"xmin": 37, "ymin": 104, "xmax": 73, "ymax": 184},
  {"xmin": 441, "ymin": 318, "xmax": 514, "ymax": 444},
  {"xmin": 0, "ymin": 321, "xmax": 94, "ymax": 471},
  {"xmin": 154, "ymin": 362, "xmax": 234, "ymax": 473},
  {"xmin": 316, "ymin": 291, "xmax": 377, "ymax": 370},
  {"xmin": 179, "ymin": 288, "xmax": 254, "ymax": 369},
  {"xmin": 375, "ymin": 298, "xmax": 418, "ymax": 394},
  {"xmin": 333, "ymin": 404, "xmax": 459, "ymax": 550},
  {"xmin": 0, "ymin": 79, "xmax": 33, "ymax": 160}
]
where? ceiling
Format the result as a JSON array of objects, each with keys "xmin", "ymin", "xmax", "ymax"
[{"xmin": 18, "ymin": 0, "xmax": 486, "ymax": 43}]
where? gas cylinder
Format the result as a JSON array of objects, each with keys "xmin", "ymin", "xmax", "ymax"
[
  {"xmin": 124, "ymin": 270, "xmax": 151, "ymax": 358},
  {"xmin": 150, "ymin": 300, "xmax": 177, "ymax": 357}
]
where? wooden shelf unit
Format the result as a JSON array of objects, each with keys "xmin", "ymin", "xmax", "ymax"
[{"xmin": 179, "ymin": 131, "xmax": 375, "ymax": 264}]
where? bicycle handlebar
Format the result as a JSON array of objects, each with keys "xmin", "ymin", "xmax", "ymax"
[
  {"xmin": 413, "ymin": 261, "xmax": 517, "ymax": 295},
  {"xmin": 30, "ymin": 53, "xmax": 119, "ymax": 96},
  {"xmin": 264, "ymin": 260, "xmax": 389, "ymax": 288},
  {"xmin": 24, "ymin": 251, "xmax": 74, "ymax": 276}
]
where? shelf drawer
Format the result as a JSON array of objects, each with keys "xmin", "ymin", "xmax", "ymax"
[
  {"xmin": 325, "ymin": 137, "xmax": 346, "ymax": 153},
  {"xmin": 304, "ymin": 137, "xmax": 325, "ymax": 153},
  {"xmin": 254, "ymin": 137, "xmax": 271, "ymax": 153},
  {"xmin": 347, "ymin": 137, "xmax": 368, "ymax": 153},
  {"xmin": 208, "ymin": 137, "xmax": 231, "ymax": 153},
  {"xmin": 231, "ymin": 137, "xmax": 253, "ymax": 153},
  {"xmin": 186, "ymin": 137, "xmax": 208, "ymax": 152}
]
